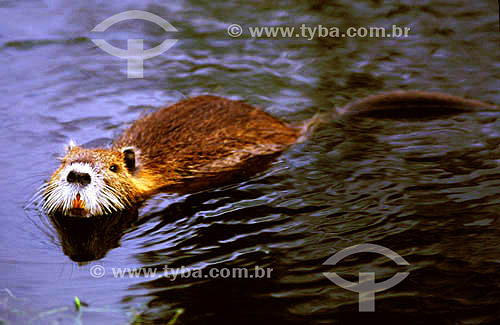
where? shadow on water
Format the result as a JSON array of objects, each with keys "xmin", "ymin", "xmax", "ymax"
[{"xmin": 49, "ymin": 210, "xmax": 139, "ymax": 263}]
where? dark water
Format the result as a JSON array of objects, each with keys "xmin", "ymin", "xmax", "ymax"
[{"xmin": 1, "ymin": 0, "xmax": 499, "ymax": 324}]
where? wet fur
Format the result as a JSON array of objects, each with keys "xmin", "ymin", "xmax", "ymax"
[
  {"xmin": 44, "ymin": 91, "xmax": 497, "ymax": 217},
  {"xmin": 45, "ymin": 96, "xmax": 299, "ymax": 216},
  {"xmin": 112, "ymin": 95, "xmax": 299, "ymax": 194}
]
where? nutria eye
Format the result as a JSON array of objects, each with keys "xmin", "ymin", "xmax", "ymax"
[{"xmin": 109, "ymin": 164, "xmax": 119, "ymax": 172}]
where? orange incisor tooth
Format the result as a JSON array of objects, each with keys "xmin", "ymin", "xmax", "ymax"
[{"xmin": 73, "ymin": 193, "xmax": 85, "ymax": 209}]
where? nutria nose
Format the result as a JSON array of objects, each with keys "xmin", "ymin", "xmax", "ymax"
[{"xmin": 67, "ymin": 171, "xmax": 91, "ymax": 186}]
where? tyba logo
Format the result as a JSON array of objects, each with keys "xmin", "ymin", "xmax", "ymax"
[
  {"xmin": 91, "ymin": 10, "xmax": 178, "ymax": 78},
  {"xmin": 323, "ymin": 244, "xmax": 409, "ymax": 312}
]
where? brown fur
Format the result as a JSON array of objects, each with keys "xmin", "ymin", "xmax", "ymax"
[
  {"xmin": 47, "ymin": 96, "xmax": 299, "ymax": 215},
  {"xmin": 112, "ymin": 95, "xmax": 299, "ymax": 194},
  {"xmin": 48, "ymin": 146, "xmax": 142, "ymax": 208},
  {"xmin": 46, "ymin": 91, "xmax": 496, "ymax": 216}
]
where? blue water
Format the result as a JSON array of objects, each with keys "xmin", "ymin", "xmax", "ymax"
[{"xmin": 0, "ymin": 0, "xmax": 499, "ymax": 324}]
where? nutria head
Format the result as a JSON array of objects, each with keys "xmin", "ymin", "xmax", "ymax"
[{"xmin": 43, "ymin": 141, "xmax": 143, "ymax": 217}]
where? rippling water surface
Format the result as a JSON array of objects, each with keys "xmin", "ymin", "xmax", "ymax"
[{"xmin": 1, "ymin": 0, "xmax": 499, "ymax": 324}]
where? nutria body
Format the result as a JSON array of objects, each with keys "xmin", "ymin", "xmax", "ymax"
[
  {"xmin": 43, "ymin": 95, "xmax": 299, "ymax": 217},
  {"xmin": 42, "ymin": 91, "xmax": 496, "ymax": 217}
]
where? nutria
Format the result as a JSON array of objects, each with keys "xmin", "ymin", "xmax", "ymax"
[
  {"xmin": 42, "ymin": 91, "xmax": 497, "ymax": 217},
  {"xmin": 43, "ymin": 95, "xmax": 300, "ymax": 217}
]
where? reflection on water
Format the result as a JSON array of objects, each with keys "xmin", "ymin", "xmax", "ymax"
[
  {"xmin": 1, "ymin": 0, "xmax": 499, "ymax": 324},
  {"xmin": 49, "ymin": 210, "xmax": 138, "ymax": 263}
]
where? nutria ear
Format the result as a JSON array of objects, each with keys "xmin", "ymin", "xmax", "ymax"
[
  {"xmin": 121, "ymin": 147, "xmax": 136, "ymax": 173},
  {"xmin": 65, "ymin": 139, "xmax": 78, "ymax": 152}
]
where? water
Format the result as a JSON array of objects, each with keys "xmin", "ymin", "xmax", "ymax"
[{"xmin": 1, "ymin": 0, "xmax": 499, "ymax": 324}]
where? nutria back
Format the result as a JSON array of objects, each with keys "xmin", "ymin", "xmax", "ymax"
[{"xmin": 112, "ymin": 95, "xmax": 299, "ymax": 194}]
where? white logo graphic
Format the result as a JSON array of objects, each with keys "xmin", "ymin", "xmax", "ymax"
[
  {"xmin": 91, "ymin": 10, "xmax": 178, "ymax": 78},
  {"xmin": 227, "ymin": 24, "xmax": 243, "ymax": 37},
  {"xmin": 323, "ymin": 244, "xmax": 409, "ymax": 312},
  {"xmin": 90, "ymin": 265, "xmax": 105, "ymax": 278}
]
